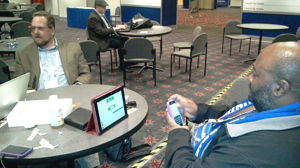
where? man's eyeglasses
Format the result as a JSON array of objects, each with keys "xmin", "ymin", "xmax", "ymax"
[{"xmin": 28, "ymin": 26, "xmax": 51, "ymax": 31}]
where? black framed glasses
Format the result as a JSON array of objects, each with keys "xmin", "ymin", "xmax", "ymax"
[{"xmin": 28, "ymin": 26, "xmax": 51, "ymax": 31}]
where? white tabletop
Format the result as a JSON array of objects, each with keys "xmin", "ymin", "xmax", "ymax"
[{"xmin": 237, "ymin": 23, "xmax": 289, "ymax": 31}]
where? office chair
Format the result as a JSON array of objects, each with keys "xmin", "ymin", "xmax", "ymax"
[
  {"xmin": 32, "ymin": 3, "xmax": 44, "ymax": 11},
  {"xmin": 146, "ymin": 20, "xmax": 163, "ymax": 58},
  {"xmin": 173, "ymin": 26, "xmax": 202, "ymax": 66},
  {"xmin": 272, "ymin": 33, "xmax": 298, "ymax": 44},
  {"xmin": 0, "ymin": 58, "xmax": 11, "ymax": 84},
  {"xmin": 10, "ymin": 21, "xmax": 31, "ymax": 38},
  {"xmin": 26, "ymin": 7, "xmax": 36, "ymax": 14},
  {"xmin": 79, "ymin": 40, "xmax": 102, "ymax": 84},
  {"xmin": 222, "ymin": 20, "xmax": 251, "ymax": 56},
  {"xmin": 170, "ymin": 33, "xmax": 208, "ymax": 82},
  {"xmin": 296, "ymin": 27, "xmax": 300, "ymax": 40},
  {"xmin": 85, "ymin": 28, "xmax": 117, "ymax": 72},
  {"xmin": 118, "ymin": 38, "xmax": 157, "ymax": 87},
  {"xmin": 110, "ymin": 6, "xmax": 120, "ymax": 26},
  {"xmin": 19, "ymin": 12, "xmax": 33, "ymax": 22}
]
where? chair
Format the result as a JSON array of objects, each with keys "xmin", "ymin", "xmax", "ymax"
[
  {"xmin": 19, "ymin": 12, "xmax": 33, "ymax": 22},
  {"xmin": 172, "ymin": 26, "xmax": 202, "ymax": 66},
  {"xmin": 32, "ymin": 3, "xmax": 44, "ymax": 11},
  {"xmin": 85, "ymin": 28, "xmax": 117, "ymax": 72},
  {"xmin": 170, "ymin": 33, "xmax": 208, "ymax": 82},
  {"xmin": 271, "ymin": 33, "xmax": 298, "ymax": 44},
  {"xmin": 146, "ymin": 20, "xmax": 163, "ymax": 58},
  {"xmin": 26, "ymin": 7, "xmax": 36, "ymax": 14},
  {"xmin": 0, "ymin": 58, "xmax": 11, "ymax": 84},
  {"xmin": 110, "ymin": 6, "xmax": 120, "ymax": 26},
  {"xmin": 222, "ymin": 20, "xmax": 251, "ymax": 56},
  {"xmin": 118, "ymin": 38, "xmax": 157, "ymax": 87},
  {"xmin": 79, "ymin": 40, "xmax": 102, "ymax": 84},
  {"xmin": 296, "ymin": 27, "xmax": 300, "ymax": 40},
  {"xmin": 10, "ymin": 21, "xmax": 31, "ymax": 38}
]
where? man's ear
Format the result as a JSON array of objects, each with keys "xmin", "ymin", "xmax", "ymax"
[{"xmin": 273, "ymin": 80, "xmax": 289, "ymax": 97}]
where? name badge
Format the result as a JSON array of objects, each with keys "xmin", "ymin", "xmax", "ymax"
[{"xmin": 44, "ymin": 78, "xmax": 58, "ymax": 89}]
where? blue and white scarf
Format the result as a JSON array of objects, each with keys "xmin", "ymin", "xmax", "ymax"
[{"xmin": 191, "ymin": 99, "xmax": 300, "ymax": 158}]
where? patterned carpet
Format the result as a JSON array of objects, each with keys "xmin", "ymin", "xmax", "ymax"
[{"xmin": 1, "ymin": 9, "xmax": 270, "ymax": 168}]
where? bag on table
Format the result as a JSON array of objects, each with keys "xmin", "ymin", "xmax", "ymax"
[{"xmin": 130, "ymin": 13, "xmax": 153, "ymax": 29}]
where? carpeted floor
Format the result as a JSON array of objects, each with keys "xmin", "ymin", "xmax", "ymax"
[{"xmin": 1, "ymin": 7, "xmax": 271, "ymax": 168}]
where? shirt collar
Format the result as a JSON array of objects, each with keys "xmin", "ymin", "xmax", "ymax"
[
  {"xmin": 94, "ymin": 9, "xmax": 105, "ymax": 17},
  {"xmin": 38, "ymin": 37, "xmax": 58, "ymax": 51}
]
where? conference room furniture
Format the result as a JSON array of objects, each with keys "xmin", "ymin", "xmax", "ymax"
[
  {"xmin": 110, "ymin": 6, "xmax": 120, "ymax": 26},
  {"xmin": 0, "ymin": 9, "xmax": 26, "ymax": 17},
  {"xmin": 0, "ymin": 85, "xmax": 148, "ymax": 168},
  {"xmin": 173, "ymin": 26, "xmax": 202, "ymax": 66},
  {"xmin": 121, "ymin": 0, "xmax": 177, "ymax": 26},
  {"xmin": 118, "ymin": 26, "xmax": 172, "ymax": 38},
  {"xmin": 67, "ymin": 7, "xmax": 110, "ymax": 29},
  {"xmin": 16, "ymin": 3, "xmax": 31, "ymax": 9},
  {"xmin": 0, "ymin": 16, "xmax": 22, "ymax": 29},
  {"xmin": 79, "ymin": 40, "xmax": 102, "ymax": 84},
  {"xmin": 10, "ymin": 21, "xmax": 31, "ymax": 38},
  {"xmin": 271, "ymin": 33, "xmax": 298, "ymax": 44},
  {"xmin": 237, "ymin": 23, "xmax": 289, "ymax": 55},
  {"xmin": 31, "ymin": 3, "xmax": 44, "ymax": 11},
  {"xmin": 0, "ymin": 37, "xmax": 33, "ymax": 56},
  {"xmin": 222, "ymin": 20, "xmax": 251, "ymax": 56},
  {"xmin": 0, "ymin": 57, "xmax": 11, "ymax": 83},
  {"xmin": 146, "ymin": 20, "xmax": 163, "ymax": 59},
  {"xmin": 296, "ymin": 27, "xmax": 300, "ymax": 40},
  {"xmin": 26, "ymin": 7, "xmax": 36, "ymax": 14},
  {"xmin": 170, "ymin": 33, "xmax": 208, "ymax": 82},
  {"xmin": 19, "ymin": 11, "xmax": 32, "ymax": 22},
  {"xmin": 119, "ymin": 38, "xmax": 157, "ymax": 87},
  {"xmin": 85, "ymin": 28, "xmax": 116, "ymax": 73}
]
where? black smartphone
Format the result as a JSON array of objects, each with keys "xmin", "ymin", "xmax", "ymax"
[
  {"xmin": 166, "ymin": 100, "xmax": 184, "ymax": 126},
  {"xmin": 0, "ymin": 145, "xmax": 33, "ymax": 158}
]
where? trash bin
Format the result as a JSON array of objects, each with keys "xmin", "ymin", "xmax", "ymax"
[{"xmin": 183, "ymin": 0, "xmax": 189, "ymax": 8}]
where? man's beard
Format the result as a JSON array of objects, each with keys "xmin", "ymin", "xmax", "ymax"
[{"xmin": 248, "ymin": 82, "xmax": 277, "ymax": 112}]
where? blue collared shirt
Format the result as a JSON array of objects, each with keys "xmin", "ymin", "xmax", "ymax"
[{"xmin": 36, "ymin": 37, "xmax": 69, "ymax": 90}]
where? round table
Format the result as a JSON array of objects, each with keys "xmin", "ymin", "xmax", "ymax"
[
  {"xmin": 236, "ymin": 23, "xmax": 289, "ymax": 55},
  {"xmin": 0, "ymin": 37, "xmax": 33, "ymax": 55},
  {"xmin": 118, "ymin": 26, "xmax": 172, "ymax": 37},
  {"xmin": 0, "ymin": 85, "xmax": 148, "ymax": 167},
  {"xmin": 0, "ymin": 16, "xmax": 22, "ymax": 29}
]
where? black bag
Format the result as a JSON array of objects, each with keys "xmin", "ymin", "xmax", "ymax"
[
  {"xmin": 105, "ymin": 137, "xmax": 151, "ymax": 162},
  {"xmin": 130, "ymin": 13, "xmax": 153, "ymax": 29}
]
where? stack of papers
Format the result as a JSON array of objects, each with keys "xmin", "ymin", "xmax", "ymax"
[{"xmin": 7, "ymin": 99, "xmax": 73, "ymax": 127}]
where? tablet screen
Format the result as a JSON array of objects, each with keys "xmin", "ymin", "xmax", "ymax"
[{"xmin": 92, "ymin": 86, "xmax": 128, "ymax": 134}]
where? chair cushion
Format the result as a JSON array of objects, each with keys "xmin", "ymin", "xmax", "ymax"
[
  {"xmin": 225, "ymin": 34, "xmax": 251, "ymax": 40},
  {"xmin": 173, "ymin": 42, "xmax": 192, "ymax": 48}
]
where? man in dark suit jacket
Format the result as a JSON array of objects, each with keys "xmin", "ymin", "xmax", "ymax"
[{"xmin": 87, "ymin": 0, "xmax": 127, "ymax": 52}]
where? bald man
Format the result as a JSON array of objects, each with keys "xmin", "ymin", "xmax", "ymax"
[{"xmin": 165, "ymin": 42, "xmax": 300, "ymax": 168}]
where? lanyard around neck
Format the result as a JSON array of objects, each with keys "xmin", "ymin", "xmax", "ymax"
[{"xmin": 39, "ymin": 50, "xmax": 60, "ymax": 80}]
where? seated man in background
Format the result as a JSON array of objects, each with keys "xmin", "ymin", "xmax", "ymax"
[
  {"xmin": 87, "ymin": 0, "xmax": 129, "ymax": 70},
  {"xmin": 165, "ymin": 42, "xmax": 300, "ymax": 168},
  {"xmin": 14, "ymin": 11, "xmax": 92, "ymax": 90}
]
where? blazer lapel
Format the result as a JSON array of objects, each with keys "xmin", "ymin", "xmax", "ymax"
[
  {"xmin": 30, "ymin": 43, "xmax": 40, "ymax": 87},
  {"xmin": 57, "ymin": 40, "xmax": 70, "ymax": 84}
]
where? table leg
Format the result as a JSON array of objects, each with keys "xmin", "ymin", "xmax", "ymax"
[
  {"xmin": 258, "ymin": 30, "xmax": 263, "ymax": 55},
  {"xmin": 67, "ymin": 159, "xmax": 75, "ymax": 168}
]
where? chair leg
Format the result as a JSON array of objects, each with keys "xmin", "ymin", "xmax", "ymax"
[
  {"xmin": 114, "ymin": 49, "xmax": 117, "ymax": 66},
  {"xmin": 110, "ymin": 50, "xmax": 113, "ymax": 72},
  {"xmin": 248, "ymin": 38, "xmax": 251, "ymax": 55},
  {"xmin": 123, "ymin": 62, "xmax": 126, "ymax": 87},
  {"xmin": 204, "ymin": 45, "xmax": 207, "ymax": 76},
  {"xmin": 170, "ymin": 54, "xmax": 173, "ymax": 77},
  {"xmin": 230, "ymin": 39, "xmax": 232, "ymax": 56},
  {"xmin": 185, "ymin": 58, "xmax": 188, "ymax": 72},
  {"xmin": 98, "ymin": 55, "xmax": 102, "ymax": 84},
  {"xmin": 159, "ymin": 38, "xmax": 162, "ymax": 59},
  {"xmin": 239, "ymin": 40, "xmax": 242, "ymax": 52},
  {"xmin": 222, "ymin": 35, "xmax": 224, "ymax": 53},
  {"xmin": 189, "ymin": 58, "xmax": 192, "ymax": 82},
  {"xmin": 197, "ymin": 56, "xmax": 200, "ymax": 68},
  {"xmin": 153, "ymin": 60, "xmax": 156, "ymax": 87}
]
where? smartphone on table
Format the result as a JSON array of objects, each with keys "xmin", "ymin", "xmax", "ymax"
[
  {"xmin": 0, "ymin": 145, "xmax": 33, "ymax": 158},
  {"xmin": 166, "ymin": 99, "xmax": 184, "ymax": 126}
]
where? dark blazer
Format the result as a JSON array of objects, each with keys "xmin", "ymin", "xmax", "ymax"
[
  {"xmin": 87, "ymin": 10, "xmax": 115, "ymax": 52},
  {"xmin": 14, "ymin": 39, "xmax": 92, "ymax": 90}
]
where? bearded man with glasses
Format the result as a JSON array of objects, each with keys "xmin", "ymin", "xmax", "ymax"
[{"xmin": 14, "ymin": 11, "xmax": 92, "ymax": 91}]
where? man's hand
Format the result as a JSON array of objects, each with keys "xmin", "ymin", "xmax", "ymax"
[
  {"xmin": 115, "ymin": 24, "xmax": 127, "ymax": 31},
  {"xmin": 166, "ymin": 109, "xmax": 189, "ymax": 132},
  {"xmin": 168, "ymin": 94, "xmax": 198, "ymax": 119}
]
